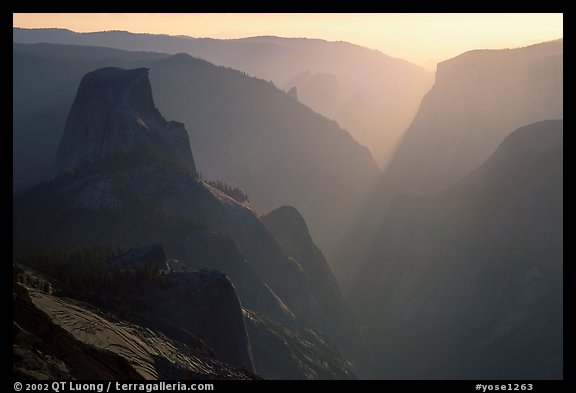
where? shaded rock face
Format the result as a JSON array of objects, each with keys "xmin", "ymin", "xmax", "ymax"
[
  {"xmin": 13, "ymin": 270, "xmax": 254, "ymax": 380},
  {"xmin": 13, "ymin": 67, "xmax": 355, "ymax": 380},
  {"xmin": 13, "ymin": 44, "xmax": 381, "ymax": 279},
  {"xmin": 19, "ymin": 67, "xmax": 306, "ymax": 325},
  {"xmin": 287, "ymin": 86, "xmax": 298, "ymax": 100},
  {"xmin": 161, "ymin": 182, "xmax": 313, "ymax": 324},
  {"xmin": 116, "ymin": 270, "xmax": 255, "ymax": 373},
  {"xmin": 261, "ymin": 206, "xmax": 372, "ymax": 376},
  {"xmin": 244, "ymin": 310, "xmax": 355, "ymax": 380},
  {"xmin": 351, "ymin": 120, "xmax": 563, "ymax": 379},
  {"xmin": 181, "ymin": 231, "xmax": 361, "ymax": 380},
  {"xmin": 56, "ymin": 67, "xmax": 195, "ymax": 176},
  {"xmin": 182, "ymin": 231, "xmax": 294, "ymax": 324},
  {"xmin": 85, "ymin": 243, "xmax": 255, "ymax": 373},
  {"xmin": 13, "ymin": 28, "xmax": 433, "ymax": 169}
]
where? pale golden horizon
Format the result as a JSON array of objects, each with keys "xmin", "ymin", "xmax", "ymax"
[{"xmin": 13, "ymin": 13, "xmax": 562, "ymax": 66}]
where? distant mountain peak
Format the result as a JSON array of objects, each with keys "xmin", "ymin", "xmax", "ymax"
[{"xmin": 55, "ymin": 67, "xmax": 196, "ymax": 176}]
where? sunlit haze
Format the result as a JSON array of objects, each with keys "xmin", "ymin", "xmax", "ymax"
[
  {"xmin": 13, "ymin": 10, "xmax": 564, "ymax": 382},
  {"xmin": 13, "ymin": 13, "xmax": 562, "ymax": 66}
]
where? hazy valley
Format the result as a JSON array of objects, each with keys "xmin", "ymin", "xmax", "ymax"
[{"xmin": 13, "ymin": 22, "xmax": 563, "ymax": 381}]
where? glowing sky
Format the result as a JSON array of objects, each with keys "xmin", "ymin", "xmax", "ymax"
[{"xmin": 13, "ymin": 13, "xmax": 563, "ymax": 66}]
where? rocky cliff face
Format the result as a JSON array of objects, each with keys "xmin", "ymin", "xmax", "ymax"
[
  {"xmin": 14, "ymin": 67, "xmax": 355, "ymax": 379},
  {"xmin": 56, "ymin": 67, "xmax": 195, "ymax": 176},
  {"xmin": 110, "ymin": 269, "xmax": 255, "ymax": 373},
  {"xmin": 382, "ymin": 40, "xmax": 562, "ymax": 197},
  {"xmin": 351, "ymin": 120, "xmax": 563, "ymax": 379},
  {"xmin": 182, "ymin": 231, "xmax": 295, "ymax": 324},
  {"xmin": 13, "ymin": 44, "xmax": 382, "ymax": 277},
  {"xmin": 261, "ymin": 206, "xmax": 373, "ymax": 376},
  {"xmin": 244, "ymin": 310, "xmax": 355, "ymax": 380},
  {"xmin": 13, "ymin": 265, "xmax": 254, "ymax": 380},
  {"xmin": 13, "ymin": 28, "xmax": 434, "ymax": 169},
  {"xmin": 179, "ymin": 231, "xmax": 361, "ymax": 379},
  {"xmin": 23, "ymin": 67, "xmax": 310, "ymax": 325},
  {"xmin": 99, "ymin": 244, "xmax": 254, "ymax": 372}
]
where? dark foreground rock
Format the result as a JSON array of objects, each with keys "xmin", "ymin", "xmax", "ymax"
[{"xmin": 13, "ymin": 266, "xmax": 254, "ymax": 380}]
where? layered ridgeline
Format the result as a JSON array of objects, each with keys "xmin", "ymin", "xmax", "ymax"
[
  {"xmin": 14, "ymin": 27, "xmax": 433, "ymax": 168},
  {"xmin": 382, "ymin": 39, "xmax": 563, "ymax": 197},
  {"xmin": 351, "ymin": 120, "xmax": 563, "ymax": 379},
  {"xmin": 335, "ymin": 39, "xmax": 563, "ymax": 289},
  {"xmin": 13, "ymin": 43, "xmax": 380, "ymax": 268},
  {"xmin": 13, "ymin": 67, "xmax": 363, "ymax": 379}
]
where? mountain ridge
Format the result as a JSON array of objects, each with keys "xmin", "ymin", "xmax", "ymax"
[
  {"xmin": 332, "ymin": 38, "xmax": 563, "ymax": 288},
  {"xmin": 13, "ymin": 66, "xmax": 361, "ymax": 379},
  {"xmin": 351, "ymin": 119, "xmax": 563, "ymax": 379},
  {"xmin": 13, "ymin": 42, "xmax": 381, "ymax": 271},
  {"xmin": 13, "ymin": 27, "xmax": 433, "ymax": 168}
]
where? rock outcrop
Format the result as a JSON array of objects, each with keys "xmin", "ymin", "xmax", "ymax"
[
  {"xmin": 112, "ymin": 269, "xmax": 256, "ymax": 373},
  {"xmin": 182, "ymin": 231, "xmax": 294, "ymax": 324},
  {"xmin": 14, "ymin": 67, "xmax": 355, "ymax": 379},
  {"xmin": 13, "ymin": 27, "xmax": 433, "ymax": 169},
  {"xmin": 15, "ymin": 63, "xmax": 312, "ymax": 326},
  {"xmin": 13, "ymin": 44, "xmax": 381, "ymax": 277},
  {"xmin": 244, "ymin": 310, "xmax": 355, "ymax": 380},
  {"xmin": 261, "ymin": 206, "xmax": 373, "ymax": 376},
  {"xmin": 56, "ymin": 67, "xmax": 196, "ymax": 176},
  {"xmin": 13, "ymin": 265, "xmax": 254, "ymax": 380}
]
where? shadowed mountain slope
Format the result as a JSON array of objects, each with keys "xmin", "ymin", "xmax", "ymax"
[
  {"xmin": 13, "ymin": 66, "xmax": 359, "ymax": 379},
  {"xmin": 334, "ymin": 39, "xmax": 563, "ymax": 289},
  {"xmin": 13, "ymin": 42, "xmax": 380, "ymax": 267},
  {"xmin": 14, "ymin": 27, "xmax": 434, "ymax": 168},
  {"xmin": 351, "ymin": 120, "xmax": 563, "ymax": 379}
]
